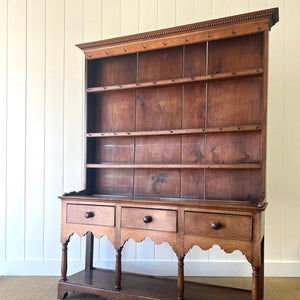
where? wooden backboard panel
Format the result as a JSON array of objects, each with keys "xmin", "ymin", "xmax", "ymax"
[
  {"xmin": 138, "ymin": 47, "xmax": 183, "ymax": 82},
  {"xmin": 207, "ymin": 78, "xmax": 262, "ymax": 127}
]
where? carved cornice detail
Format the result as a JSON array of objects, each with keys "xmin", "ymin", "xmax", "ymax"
[{"xmin": 77, "ymin": 8, "xmax": 278, "ymax": 51}]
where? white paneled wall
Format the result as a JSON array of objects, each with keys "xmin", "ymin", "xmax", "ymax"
[{"xmin": 0, "ymin": 0, "xmax": 300, "ymax": 276}]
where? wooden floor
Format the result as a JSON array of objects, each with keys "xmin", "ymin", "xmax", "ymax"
[{"xmin": 0, "ymin": 275, "xmax": 299, "ymax": 300}]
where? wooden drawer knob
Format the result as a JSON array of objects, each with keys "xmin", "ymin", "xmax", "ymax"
[
  {"xmin": 143, "ymin": 216, "xmax": 153, "ymax": 223},
  {"xmin": 211, "ymin": 221, "xmax": 221, "ymax": 230},
  {"xmin": 85, "ymin": 211, "xmax": 94, "ymax": 218}
]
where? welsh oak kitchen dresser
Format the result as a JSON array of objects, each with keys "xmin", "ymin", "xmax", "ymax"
[{"xmin": 58, "ymin": 8, "xmax": 279, "ymax": 300}]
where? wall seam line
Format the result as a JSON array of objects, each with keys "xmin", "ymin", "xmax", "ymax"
[
  {"xmin": 24, "ymin": 0, "xmax": 28, "ymax": 261},
  {"xmin": 42, "ymin": 0, "xmax": 47, "ymax": 261},
  {"xmin": 4, "ymin": 0, "xmax": 9, "ymax": 262}
]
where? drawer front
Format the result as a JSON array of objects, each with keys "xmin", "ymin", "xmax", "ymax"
[
  {"xmin": 67, "ymin": 204, "xmax": 115, "ymax": 227},
  {"xmin": 184, "ymin": 212, "xmax": 252, "ymax": 241},
  {"xmin": 121, "ymin": 207, "xmax": 177, "ymax": 232}
]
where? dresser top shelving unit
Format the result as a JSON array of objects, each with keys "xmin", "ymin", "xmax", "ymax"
[{"xmin": 71, "ymin": 7, "xmax": 279, "ymax": 210}]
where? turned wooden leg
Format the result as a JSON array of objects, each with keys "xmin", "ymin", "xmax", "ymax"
[
  {"xmin": 85, "ymin": 232, "xmax": 94, "ymax": 270},
  {"xmin": 177, "ymin": 256, "xmax": 184, "ymax": 300},
  {"xmin": 259, "ymin": 237, "xmax": 265, "ymax": 299},
  {"xmin": 115, "ymin": 247, "xmax": 122, "ymax": 290},
  {"xmin": 252, "ymin": 266, "xmax": 260, "ymax": 300},
  {"xmin": 61, "ymin": 241, "xmax": 69, "ymax": 281}
]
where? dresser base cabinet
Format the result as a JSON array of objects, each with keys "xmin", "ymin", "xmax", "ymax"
[
  {"xmin": 58, "ymin": 196, "xmax": 266, "ymax": 300},
  {"xmin": 58, "ymin": 8, "xmax": 278, "ymax": 300}
]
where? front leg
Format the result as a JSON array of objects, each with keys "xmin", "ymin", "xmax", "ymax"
[
  {"xmin": 259, "ymin": 237, "xmax": 265, "ymax": 299},
  {"xmin": 114, "ymin": 247, "xmax": 123, "ymax": 290},
  {"xmin": 58, "ymin": 240, "xmax": 70, "ymax": 299},
  {"xmin": 61, "ymin": 241, "xmax": 69, "ymax": 281},
  {"xmin": 85, "ymin": 232, "xmax": 94, "ymax": 270},
  {"xmin": 177, "ymin": 256, "xmax": 185, "ymax": 300},
  {"xmin": 252, "ymin": 266, "xmax": 260, "ymax": 300}
]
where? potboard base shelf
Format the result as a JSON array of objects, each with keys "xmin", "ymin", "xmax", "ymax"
[{"xmin": 58, "ymin": 268, "xmax": 251, "ymax": 300}]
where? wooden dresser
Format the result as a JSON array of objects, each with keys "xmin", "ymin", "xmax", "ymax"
[{"xmin": 58, "ymin": 8, "xmax": 279, "ymax": 300}]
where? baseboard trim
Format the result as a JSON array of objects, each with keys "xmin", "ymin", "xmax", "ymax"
[{"xmin": 1, "ymin": 260, "xmax": 299, "ymax": 277}]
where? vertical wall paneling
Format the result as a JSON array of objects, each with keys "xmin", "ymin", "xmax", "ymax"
[
  {"xmin": 6, "ymin": 0, "xmax": 27, "ymax": 260},
  {"xmin": 209, "ymin": 245, "xmax": 229, "ymax": 262},
  {"xmin": 194, "ymin": 0, "xmax": 213, "ymax": 22},
  {"xmin": 25, "ymin": 0, "xmax": 46, "ymax": 260},
  {"xmin": 158, "ymin": 0, "xmax": 176, "ymax": 29},
  {"xmin": 230, "ymin": 0, "xmax": 250, "ymax": 14},
  {"xmin": 99, "ymin": 236, "xmax": 115, "ymax": 261},
  {"xmin": 0, "ymin": 0, "xmax": 8, "ymax": 260},
  {"xmin": 64, "ymin": 0, "xmax": 84, "ymax": 260},
  {"xmin": 136, "ymin": 237, "xmax": 155, "ymax": 261},
  {"xmin": 266, "ymin": 0, "xmax": 285, "ymax": 261},
  {"xmin": 281, "ymin": 0, "xmax": 300, "ymax": 261},
  {"xmin": 43, "ymin": 0, "xmax": 66, "ymax": 261},
  {"xmin": 176, "ymin": 0, "xmax": 194, "ymax": 25},
  {"xmin": 102, "ymin": 0, "xmax": 121, "ymax": 39},
  {"xmin": 212, "ymin": 0, "xmax": 231, "ymax": 18},
  {"xmin": 190, "ymin": 246, "xmax": 209, "ymax": 261},
  {"xmin": 83, "ymin": 0, "xmax": 102, "ymax": 43},
  {"xmin": 138, "ymin": 0, "xmax": 158, "ymax": 33},
  {"xmin": 121, "ymin": 0, "xmax": 139, "ymax": 36},
  {"xmin": 250, "ymin": 0, "xmax": 268, "ymax": 11},
  {"xmin": 155, "ymin": 242, "xmax": 173, "ymax": 261},
  {"xmin": 122, "ymin": 238, "xmax": 136, "ymax": 261}
]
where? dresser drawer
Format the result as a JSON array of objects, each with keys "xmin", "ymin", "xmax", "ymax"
[
  {"xmin": 67, "ymin": 204, "xmax": 115, "ymax": 227},
  {"xmin": 184, "ymin": 212, "xmax": 252, "ymax": 241},
  {"xmin": 121, "ymin": 207, "xmax": 177, "ymax": 232}
]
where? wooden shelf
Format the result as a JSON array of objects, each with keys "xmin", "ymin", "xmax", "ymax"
[
  {"xmin": 86, "ymin": 163, "xmax": 261, "ymax": 169},
  {"xmin": 86, "ymin": 124, "xmax": 262, "ymax": 138},
  {"xmin": 58, "ymin": 268, "xmax": 251, "ymax": 300},
  {"xmin": 60, "ymin": 194, "xmax": 266, "ymax": 210},
  {"xmin": 87, "ymin": 68, "xmax": 263, "ymax": 93}
]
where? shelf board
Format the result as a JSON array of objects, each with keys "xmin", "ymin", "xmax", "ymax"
[
  {"xmin": 58, "ymin": 268, "xmax": 251, "ymax": 300},
  {"xmin": 60, "ymin": 194, "xmax": 266, "ymax": 210},
  {"xmin": 86, "ymin": 163, "xmax": 261, "ymax": 169},
  {"xmin": 87, "ymin": 68, "xmax": 263, "ymax": 93},
  {"xmin": 87, "ymin": 124, "xmax": 262, "ymax": 138}
]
